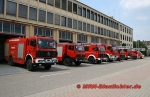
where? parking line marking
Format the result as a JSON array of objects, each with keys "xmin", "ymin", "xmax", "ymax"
[{"xmin": 40, "ymin": 72, "xmax": 70, "ymax": 78}]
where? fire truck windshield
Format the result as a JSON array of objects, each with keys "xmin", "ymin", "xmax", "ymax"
[
  {"xmin": 99, "ymin": 46, "xmax": 105, "ymax": 52},
  {"xmin": 108, "ymin": 46, "xmax": 113, "ymax": 52},
  {"xmin": 76, "ymin": 45, "xmax": 84, "ymax": 51},
  {"xmin": 38, "ymin": 38, "xmax": 56, "ymax": 49}
]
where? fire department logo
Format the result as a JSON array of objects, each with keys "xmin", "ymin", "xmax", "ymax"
[{"xmin": 47, "ymin": 52, "xmax": 51, "ymax": 56}]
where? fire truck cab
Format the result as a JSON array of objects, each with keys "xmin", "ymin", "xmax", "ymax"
[
  {"xmin": 101, "ymin": 44, "xmax": 116, "ymax": 62},
  {"xmin": 5, "ymin": 35, "xmax": 58, "ymax": 71},
  {"xmin": 130, "ymin": 48, "xmax": 138, "ymax": 59},
  {"xmin": 83, "ymin": 43, "xmax": 107, "ymax": 64},
  {"xmin": 57, "ymin": 43, "xmax": 85, "ymax": 66}
]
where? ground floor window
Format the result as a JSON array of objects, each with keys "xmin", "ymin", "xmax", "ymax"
[
  {"xmin": 91, "ymin": 36, "xmax": 98, "ymax": 43},
  {"xmin": 101, "ymin": 38, "xmax": 107, "ymax": 44},
  {"xmin": 77, "ymin": 34, "xmax": 87, "ymax": 43},
  {"xmin": 59, "ymin": 31, "xmax": 73, "ymax": 41},
  {"xmin": 110, "ymin": 40, "xmax": 114, "ymax": 45},
  {"xmin": 0, "ymin": 21, "xmax": 25, "ymax": 35},
  {"xmin": 34, "ymin": 27, "xmax": 53, "ymax": 37}
]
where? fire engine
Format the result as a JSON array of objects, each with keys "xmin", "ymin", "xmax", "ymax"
[
  {"xmin": 118, "ymin": 46, "xmax": 132, "ymax": 60},
  {"xmin": 57, "ymin": 43, "xmax": 85, "ymax": 66},
  {"xmin": 101, "ymin": 44, "xmax": 116, "ymax": 62},
  {"xmin": 112, "ymin": 47, "xmax": 125, "ymax": 61},
  {"xmin": 4, "ymin": 35, "xmax": 58, "ymax": 71},
  {"xmin": 83, "ymin": 43, "xmax": 107, "ymax": 64},
  {"xmin": 130, "ymin": 48, "xmax": 138, "ymax": 59}
]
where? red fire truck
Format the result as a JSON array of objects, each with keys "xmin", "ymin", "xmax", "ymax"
[
  {"xmin": 4, "ymin": 35, "xmax": 58, "ymax": 71},
  {"xmin": 83, "ymin": 43, "xmax": 107, "ymax": 64},
  {"xmin": 118, "ymin": 46, "xmax": 131, "ymax": 60},
  {"xmin": 130, "ymin": 48, "xmax": 138, "ymax": 59},
  {"xmin": 57, "ymin": 43, "xmax": 85, "ymax": 66},
  {"xmin": 101, "ymin": 44, "xmax": 116, "ymax": 62}
]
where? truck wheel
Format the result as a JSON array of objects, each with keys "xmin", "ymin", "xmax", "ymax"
[
  {"xmin": 26, "ymin": 59, "xmax": 34, "ymax": 71},
  {"xmin": 63, "ymin": 58, "xmax": 71, "ymax": 66},
  {"xmin": 8, "ymin": 57, "xmax": 14, "ymax": 66},
  {"xmin": 44, "ymin": 65, "xmax": 51, "ymax": 70},
  {"xmin": 88, "ymin": 57, "xmax": 95, "ymax": 64},
  {"xmin": 75, "ymin": 61, "xmax": 81, "ymax": 66}
]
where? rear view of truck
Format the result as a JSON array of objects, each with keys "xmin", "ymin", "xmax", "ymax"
[{"xmin": 57, "ymin": 43, "xmax": 85, "ymax": 66}]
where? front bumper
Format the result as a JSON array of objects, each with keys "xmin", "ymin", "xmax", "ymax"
[
  {"xmin": 76, "ymin": 57, "xmax": 85, "ymax": 62},
  {"xmin": 35, "ymin": 58, "xmax": 57, "ymax": 64}
]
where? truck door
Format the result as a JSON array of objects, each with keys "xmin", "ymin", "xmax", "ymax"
[
  {"xmin": 67, "ymin": 45, "xmax": 75, "ymax": 58},
  {"xmin": 27, "ymin": 39, "xmax": 36, "ymax": 58}
]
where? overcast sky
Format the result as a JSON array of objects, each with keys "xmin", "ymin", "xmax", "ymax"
[{"xmin": 79, "ymin": 0, "xmax": 150, "ymax": 41}]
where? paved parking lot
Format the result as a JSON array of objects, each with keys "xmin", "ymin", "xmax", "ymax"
[{"xmin": 0, "ymin": 58, "xmax": 150, "ymax": 97}]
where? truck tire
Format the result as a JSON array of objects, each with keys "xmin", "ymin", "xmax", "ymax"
[
  {"xmin": 75, "ymin": 61, "xmax": 81, "ymax": 66},
  {"xmin": 63, "ymin": 58, "xmax": 71, "ymax": 66},
  {"xmin": 8, "ymin": 57, "xmax": 14, "ymax": 66},
  {"xmin": 26, "ymin": 59, "xmax": 34, "ymax": 71},
  {"xmin": 44, "ymin": 65, "xmax": 51, "ymax": 70},
  {"xmin": 88, "ymin": 56, "xmax": 95, "ymax": 64}
]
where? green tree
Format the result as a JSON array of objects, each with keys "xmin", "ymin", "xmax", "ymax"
[
  {"xmin": 133, "ymin": 40, "xmax": 148, "ymax": 55},
  {"xmin": 122, "ymin": 43, "xmax": 126, "ymax": 46}
]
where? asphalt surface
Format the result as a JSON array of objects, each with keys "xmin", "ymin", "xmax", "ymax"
[{"xmin": 0, "ymin": 58, "xmax": 149, "ymax": 97}]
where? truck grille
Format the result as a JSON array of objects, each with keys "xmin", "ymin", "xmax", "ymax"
[
  {"xmin": 76, "ymin": 54, "xmax": 85, "ymax": 58},
  {"xmin": 99, "ymin": 54, "xmax": 107, "ymax": 58},
  {"xmin": 36, "ymin": 51, "xmax": 57, "ymax": 57}
]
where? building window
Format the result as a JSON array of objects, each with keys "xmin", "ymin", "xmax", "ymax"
[
  {"xmin": 15, "ymin": 24, "xmax": 21, "ymax": 34},
  {"xmin": 48, "ymin": 0, "xmax": 54, "ymax": 6},
  {"xmin": 83, "ymin": 7, "xmax": 86, "ymax": 17},
  {"xmin": 55, "ymin": 14, "xmax": 60, "ymax": 25},
  {"xmin": 91, "ymin": 36, "xmax": 98, "ymax": 43},
  {"xmin": 34, "ymin": 27, "xmax": 53, "ymax": 37},
  {"xmin": 19, "ymin": 4, "xmax": 28, "ymax": 18},
  {"xmin": 78, "ymin": 5, "xmax": 82, "ymax": 16},
  {"xmin": 3, "ymin": 22, "xmax": 10, "ymax": 33},
  {"xmin": 91, "ymin": 11, "xmax": 94, "ymax": 20},
  {"xmin": 78, "ymin": 21, "xmax": 82, "ymax": 30},
  {"xmin": 106, "ymin": 18, "xmax": 108, "ymax": 26},
  {"xmin": 68, "ymin": 0, "xmax": 72, "ymax": 12},
  {"xmin": 39, "ymin": 9, "xmax": 46, "ymax": 22},
  {"xmin": 73, "ymin": 19, "xmax": 77, "ymax": 29},
  {"xmin": 45, "ymin": 29, "xmax": 53, "ymax": 37},
  {"xmin": 101, "ymin": 16, "xmax": 103, "ymax": 24},
  {"xmin": 98, "ymin": 15, "xmax": 100, "ymax": 23},
  {"xmin": 68, "ymin": 18, "xmax": 72, "ymax": 28},
  {"xmin": 94, "ymin": 26, "xmax": 97, "ymax": 34},
  {"xmin": 6, "ymin": 1, "xmax": 17, "ymax": 16},
  {"xmin": 39, "ymin": 0, "xmax": 46, "ymax": 3},
  {"xmin": 83, "ymin": 22, "xmax": 86, "ymax": 31},
  {"xmin": 104, "ymin": 29, "xmax": 106, "ymax": 36},
  {"xmin": 62, "ymin": 0, "xmax": 66, "ymax": 10},
  {"xmin": 101, "ymin": 28, "xmax": 103, "ymax": 35},
  {"xmin": 73, "ymin": 3, "xmax": 77, "ymax": 14},
  {"xmin": 0, "ymin": 21, "xmax": 25, "ymax": 35},
  {"xmin": 55, "ymin": 0, "xmax": 60, "ymax": 8},
  {"xmin": 87, "ymin": 9, "xmax": 90, "ymax": 19},
  {"xmin": 0, "ymin": 0, "xmax": 4, "ymax": 13},
  {"xmin": 101, "ymin": 38, "xmax": 107, "ymax": 44},
  {"xmin": 91, "ymin": 25, "xmax": 94, "ymax": 33},
  {"xmin": 120, "ymin": 25, "xmax": 122, "ymax": 31},
  {"xmin": 121, "ymin": 34, "xmax": 122, "ymax": 40},
  {"xmin": 61, "ymin": 16, "xmax": 66, "ymax": 27},
  {"xmin": 94, "ymin": 13, "xmax": 97, "ymax": 21},
  {"xmin": 29, "ymin": 7, "xmax": 37, "ymax": 20},
  {"xmin": 98, "ymin": 27, "xmax": 100, "ymax": 34},
  {"xmin": 87, "ymin": 24, "xmax": 90, "ymax": 32},
  {"xmin": 59, "ymin": 32, "xmax": 72, "ymax": 40},
  {"xmin": 47, "ymin": 12, "xmax": 53, "ymax": 24},
  {"xmin": 77, "ymin": 34, "xmax": 87, "ymax": 43}
]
